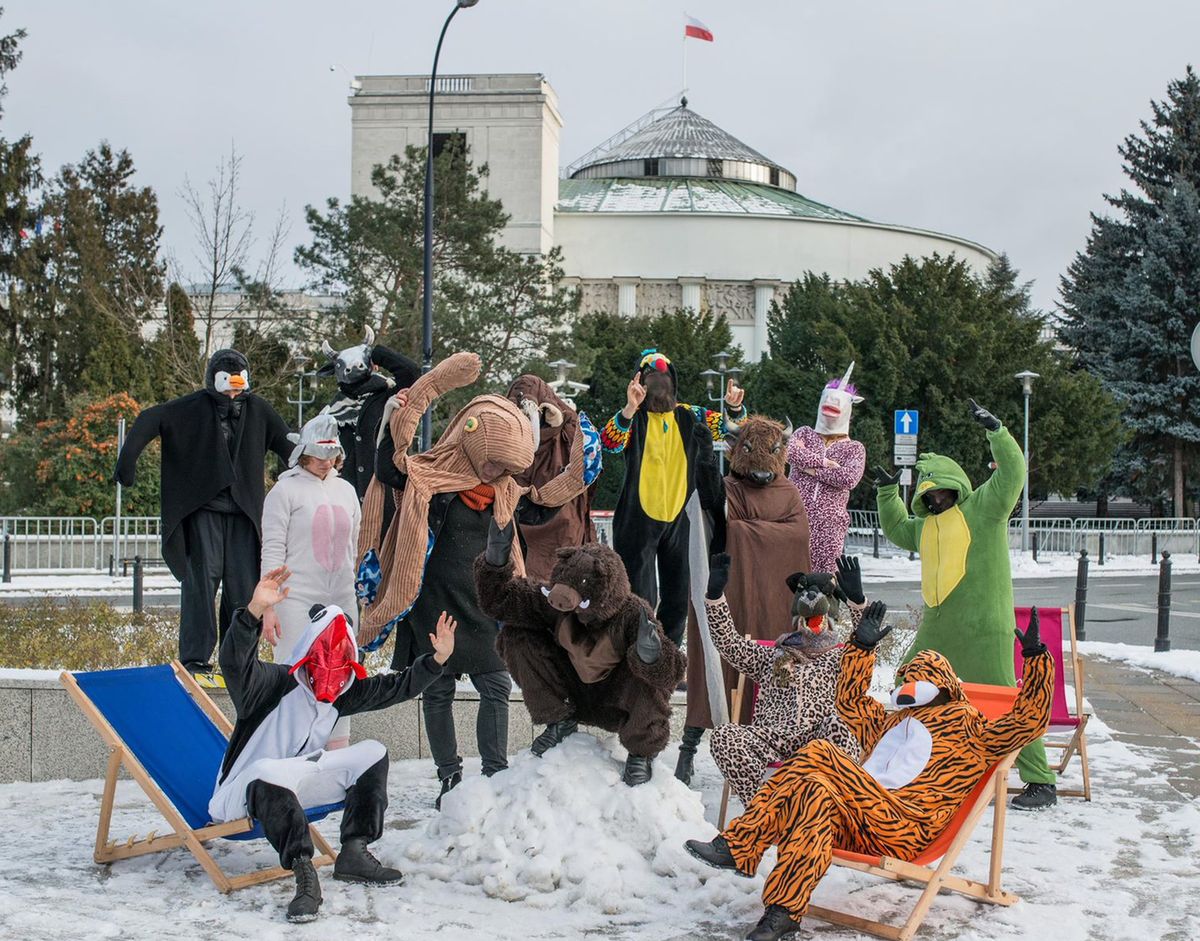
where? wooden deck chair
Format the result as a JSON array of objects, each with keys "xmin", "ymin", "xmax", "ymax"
[
  {"xmin": 805, "ymin": 681, "xmax": 1022, "ymax": 941},
  {"xmin": 60, "ymin": 661, "xmax": 340, "ymax": 893},
  {"xmin": 1011, "ymin": 605, "xmax": 1092, "ymax": 800}
]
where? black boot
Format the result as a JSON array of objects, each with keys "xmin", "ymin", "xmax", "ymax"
[
  {"xmin": 333, "ymin": 837, "xmax": 403, "ymax": 885},
  {"xmin": 746, "ymin": 904, "xmax": 804, "ymax": 941},
  {"xmin": 684, "ymin": 835, "xmax": 751, "ymax": 877},
  {"xmin": 287, "ymin": 856, "xmax": 322, "ymax": 923},
  {"xmin": 531, "ymin": 717, "xmax": 578, "ymax": 757},
  {"xmin": 623, "ymin": 754, "xmax": 653, "ymax": 786},
  {"xmin": 675, "ymin": 726, "xmax": 704, "ymax": 785},
  {"xmin": 435, "ymin": 771, "xmax": 462, "ymax": 810},
  {"xmin": 1011, "ymin": 782, "xmax": 1057, "ymax": 811}
]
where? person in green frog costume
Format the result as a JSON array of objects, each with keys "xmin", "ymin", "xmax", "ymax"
[{"xmin": 874, "ymin": 399, "xmax": 1057, "ymax": 811}]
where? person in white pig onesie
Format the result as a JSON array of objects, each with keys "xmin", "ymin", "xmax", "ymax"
[
  {"xmin": 260, "ymin": 413, "xmax": 362, "ymax": 749},
  {"xmin": 786, "ymin": 363, "xmax": 867, "ymax": 574}
]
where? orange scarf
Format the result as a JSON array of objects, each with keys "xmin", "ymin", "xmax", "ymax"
[{"xmin": 459, "ymin": 483, "xmax": 496, "ymax": 511}]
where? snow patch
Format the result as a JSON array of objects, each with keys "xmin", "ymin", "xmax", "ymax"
[{"xmin": 1079, "ymin": 641, "xmax": 1200, "ymax": 684}]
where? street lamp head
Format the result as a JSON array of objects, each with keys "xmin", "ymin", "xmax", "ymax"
[
  {"xmin": 726, "ymin": 366, "xmax": 743, "ymax": 381},
  {"xmin": 1014, "ymin": 370, "xmax": 1040, "ymax": 396},
  {"xmin": 699, "ymin": 368, "xmax": 719, "ymax": 392},
  {"xmin": 547, "ymin": 358, "xmax": 576, "ymax": 384},
  {"xmin": 457, "ymin": 0, "xmax": 480, "ymax": 6},
  {"xmin": 713, "ymin": 350, "xmax": 731, "ymax": 371}
]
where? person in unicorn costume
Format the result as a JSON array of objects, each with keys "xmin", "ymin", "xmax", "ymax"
[{"xmin": 786, "ymin": 364, "xmax": 867, "ymax": 574}]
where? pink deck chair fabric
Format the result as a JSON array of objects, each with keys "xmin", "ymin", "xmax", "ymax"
[{"xmin": 1013, "ymin": 606, "xmax": 1077, "ymax": 728}]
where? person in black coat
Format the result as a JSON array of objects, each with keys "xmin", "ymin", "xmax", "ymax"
[{"xmin": 114, "ymin": 349, "xmax": 293, "ymax": 676}]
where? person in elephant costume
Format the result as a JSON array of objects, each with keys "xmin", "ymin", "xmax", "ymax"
[{"xmin": 875, "ymin": 398, "xmax": 1058, "ymax": 810}]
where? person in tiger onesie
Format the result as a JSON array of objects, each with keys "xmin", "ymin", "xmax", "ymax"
[{"xmin": 684, "ymin": 604, "xmax": 1053, "ymax": 941}]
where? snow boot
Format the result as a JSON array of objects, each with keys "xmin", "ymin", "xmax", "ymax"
[
  {"xmin": 675, "ymin": 726, "xmax": 704, "ymax": 785},
  {"xmin": 531, "ymin": 717, "xmax": 578, "ymax": 757},
  {"xmin": 623, "ymin": 754, "xmax": 653, "ymax": 786},
  {"xmin": 435, "ymin": 771, "xmax": 462, "ymax": 811},
  {"xmin": 746, "ymin": 904, "xmax": 804, "ymax": 941},
  {"xmin": 1011, "ymin": 782, "xmax": 1057, "ymax": 811},
  {"xmin": 333, "ymin": 838, "xmax": 403, "ymax": 886},
  {"xmin": 684, "ymin": 835, "xmax": 751, "ymax": 877},
  {"xmin": 286, "ymin": 856, "xmax": 322, "ymax": 923}
]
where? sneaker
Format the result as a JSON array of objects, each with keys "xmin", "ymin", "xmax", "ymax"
[
  {"xmin": 684, "ymin": 835, "xmax": 751, "ymax": 877},
  {"xmin": 1011, "ymin": 782, "xmax": 1057, "ymax": 811},
  {"xmin": 435, "ymin": 771, "xmax": 462, "ymax": 811},
  {"xmin": 185, "ymin": 662, "xmax": 225, "ymax": 689},
  {"xmin": 746, "ymin": 904, "xmax": 804, "ymax": 941}
]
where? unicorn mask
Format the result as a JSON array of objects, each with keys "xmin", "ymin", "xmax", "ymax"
[{"xmin": 815, "ymin": 362, "xmax": 864, "ymax": 436}]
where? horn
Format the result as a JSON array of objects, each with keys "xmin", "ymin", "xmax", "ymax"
[
  {"xmin": 321, "ymin": 339, "xmax": 336, "ymax": 359},
  {"xmin": 520, "ymin": 398, "xmax": 541, "ymax": 450},
  {"xmin": 782, "ymin": 416, "xmax": 794, "ymax": 439},
  {"xmin": 363, "ymin": 325, "xmax": 375, "ymax": 346},
  {"xmin": 839, "ymin": 361, "xmax": 856, "ymax": 388}
]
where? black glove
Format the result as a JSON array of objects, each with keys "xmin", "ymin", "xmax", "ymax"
[
  {"xmin": 484, "ymin": 517, "xmax": 515, "ymax": 567},
  {"xmin": 635, "ymin": 607, "xmax": 662, "ymax": 665},
  {"xmin": 834, "ymin": 555, "xmax": 865, "ymax": 605},
  {"xmin": 850, "ymin": 601, "xmax": 891, "ymax": 651},
  {"xmin": 707, "ymin": 553, "xmax": 731, "ymax": 600},
  {"xmin": 1015, "ymin": 606, "xmax": 1047, "ymax": 657},
  {"xmin": 969, "ymin": 398, "xmax": 1002, "ymax": 432},
  {"xmin": 872, "ymin": 465, "xmax": 901, "ymax": 488}
]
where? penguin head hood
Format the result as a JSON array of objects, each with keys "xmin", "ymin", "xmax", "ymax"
[
  {"xmin": 911, "ymin": 452, "xmax": 974, "ymax": 518},
  {"xmin": 205, "ymin": 349, "xmax": 250, "ymax": 398},
  {"xmin": 287, "ymin": 604, "xmax": 366, "ymax": 703},
  {"xmin": 891, "ymin": 649, "xmax": 965, "ymax": 708}
]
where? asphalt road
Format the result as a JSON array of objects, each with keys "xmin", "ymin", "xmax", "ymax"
[{"xmin": 7, "ymin": 573, "xmax": 1197, "ymax": 651}]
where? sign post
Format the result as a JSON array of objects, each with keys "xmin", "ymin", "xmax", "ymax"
[{"xmin": 893, "ymin": 410, "xmax": 920, "ymax": 509}]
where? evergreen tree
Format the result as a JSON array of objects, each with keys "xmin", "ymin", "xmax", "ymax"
[
  {"xmin": 296, "ymin": 140, "xmax": 577, "ymax": 395},
  {"xmin": 147, "ymin": 281, "xmax": 203, "ymax": 397},
  {"xmin": 1060, "ymin": 66, "xmax": 1200, "ymax": 514}
]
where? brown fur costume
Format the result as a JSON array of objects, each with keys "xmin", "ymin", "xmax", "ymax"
[
  {"xmin": 686, "ymin": 416, "xmax": 811, "ymax": 729},
  {"xmin": 475, "ymin": 543, "xmax": 685, "ymax": 757}
]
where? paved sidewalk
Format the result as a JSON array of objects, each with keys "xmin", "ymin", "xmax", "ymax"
[{"xmin": 1080, "ymin": 653, "xmax": 1200, "ymax": 799}]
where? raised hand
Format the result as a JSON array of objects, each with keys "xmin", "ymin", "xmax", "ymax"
[
  {"xmin": 834, "ymin": 555, "xmax": 865, "ymax": 605},
  {"xmin": 429, "ymin": 611, "xmax": 458, "ymax": 665},
  {"xmin": 850, "ymin": 600, "xmax": 891, "ymax": 651},
  {"xmin": 623, "ymin": 372, "xmax": 647, "ymax": 417},
  {"xmin": 262, "ymin": 607, "xmax": 282, "ymax": 646},
  {"xmin": 635, "ymin": 606, "xmax": 663, "ymax": 665},
  {"xmin": 969, "ymin": 398, "xmax": 1002, "ymax": 432},
  {"xmin": 872, "ymin": 465, "xmax": 901, "ymax": 488},
  {"xmin": 1015, "ymin": 606, "xmax": 1046, "ymax": 657},
  {"xmin": 707, "ymin": 552, "xmax": 732, "ymax": 600},
  {"xmin": 725, "ymin": 378, "xmax": 745, "ymax": 410},
  {"xmin": 248, "ymin": 566, "xmax": 291, "ymax": 620},
  {"xmin": 485, "ymin": 517, "xmax": 516, "ymax": 567}
]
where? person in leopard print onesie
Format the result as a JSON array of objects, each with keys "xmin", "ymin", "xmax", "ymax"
[{"xmin": 703, "ymin": 553, "xmax": 871, "ymax": 807}]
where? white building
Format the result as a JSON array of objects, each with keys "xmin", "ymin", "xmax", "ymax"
[{"xmin": 350, "ymin": 73, "xmax": 996, "ymax": 361}]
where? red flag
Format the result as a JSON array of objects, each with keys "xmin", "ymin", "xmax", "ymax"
[{"xmin": 684, "ymin": 15, "xmax": 713, "ymax": 42}]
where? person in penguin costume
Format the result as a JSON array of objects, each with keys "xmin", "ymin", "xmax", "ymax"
[
  {"xmin": 114, "ymin": 349, "xmax": 293, "ymax": 681},
  {"xmin": 209, "ymin": 566, "xmax": 456, "ymax": 923},
  {"xmin": 785, "ymin": 363, "xmax": 867, "ymax": 575},
  {"xmin": 684, "ymin": 605, "xmax": 1053, "ymax": 941}
]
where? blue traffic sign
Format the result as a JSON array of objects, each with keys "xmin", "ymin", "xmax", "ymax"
[{"xmin": 894, "ymin": 409, "xmax": 919, "ymax": 436}]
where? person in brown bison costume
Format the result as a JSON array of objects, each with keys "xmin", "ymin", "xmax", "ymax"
[
  {"xmin": 677, "ymin": 416, "xmax": 812, "ymax": 785},
  {"xmin": 474, "ymin": 519, "xmax": 686, "ymax": 786}
]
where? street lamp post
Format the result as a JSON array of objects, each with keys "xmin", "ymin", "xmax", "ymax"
[
  {"xmin": 700, "ymin": 350, "xmax": 741, "ymax": 474},
  {"xmin": 420, "ymin": 0, "xmax": 480, "ymax": 452},
  {"xmin": 288, "ymin": 353, "xmax": 317, "ymax": 429},
  {"xmin": 547, "ymin": 358, "xmax": 589, "ymax": 409},
  {"xmin": 1015, "ymin": 370, "xmax": 1039, "ymax": 552}
]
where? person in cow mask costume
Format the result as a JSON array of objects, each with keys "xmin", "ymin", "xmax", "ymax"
[
  {"xmin": 209, "ymin": 566, "xmax": 456, "ymax": 923},
  {"xmin": 115, "ymin": 349, "xmax": 293, "ymax": 683},
  {"xmin": 317, "ymin": 326, "xmax": 419, "ymax": 506}
]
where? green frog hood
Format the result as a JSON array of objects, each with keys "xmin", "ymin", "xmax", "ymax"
[{"xmin": 911, "ymin": 452, "xmax": 975, "ymax": 519}]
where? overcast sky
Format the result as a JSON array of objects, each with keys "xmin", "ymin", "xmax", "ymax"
[{"xmin": 6, "ymin": 0, "xmax": 1199, "ymax": 312}]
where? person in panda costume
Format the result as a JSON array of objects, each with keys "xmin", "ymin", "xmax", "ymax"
[
  {"xmin": 114, "ymin": 349, "xmax": 293, "ymax": 680},
  {"xmin": 259, "ymin": 413, "xmax": 362, "ymax": 749},
  {"xmin": 209, "ymin": 566, "xmax": 456, "ymax": 923}
]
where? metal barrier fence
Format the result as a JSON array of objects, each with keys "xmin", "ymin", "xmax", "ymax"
[{"xmin": 3, "ymin": 512, "xmax": 1199, "ymax": 573}]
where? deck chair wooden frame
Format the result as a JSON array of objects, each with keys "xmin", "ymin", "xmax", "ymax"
[
  {"xmin": 60, "ymin": 661, "xmax": 338, "ymax": 893},
  {"xmin": 1008, "ymin": 604, "xmax": 1092, "ymax": 801}
]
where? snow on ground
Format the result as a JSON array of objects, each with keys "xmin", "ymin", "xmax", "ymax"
[
  {"xmin": 1080, "ymin": 641, "xmax": 1200, "ymax": 684},
  {"xmin": 0, "ymin": 572, "xmax": 178, "ymax": 597},
  {"xmin": 860, "ymin": 550, "xmax": 1197, "ymax": 583},
  {"xmin": 0, "ymin": 721, "xmax": 1197, "ymax": 941}
]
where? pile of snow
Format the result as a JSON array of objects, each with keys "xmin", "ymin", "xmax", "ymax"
[
  {"xmin": 401, "ymin": 732, "xmax": 761, "ymax": 917},
  {"xmin": 1080, "ymin": 641, "xmax": 1200, "ymax": 684}
]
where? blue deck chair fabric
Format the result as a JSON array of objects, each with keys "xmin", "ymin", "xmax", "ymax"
[{"xmin": 73, "ymin": 665, "xmax": 341, "ymax": 839}]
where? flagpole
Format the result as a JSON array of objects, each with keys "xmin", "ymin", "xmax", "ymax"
[{"xmin": 681, "ymin": 16, "xmax": 687, "ymax": 97}]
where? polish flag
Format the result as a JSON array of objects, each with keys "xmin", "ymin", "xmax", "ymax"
[{"xmin": 684, "ymin": 15, "xmax": 714, "ymax": 42}]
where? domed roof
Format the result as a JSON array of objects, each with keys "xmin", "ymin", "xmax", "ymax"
[{"xmin": 569, "ymin": 100, "xmax": 797, "ymax": 191}]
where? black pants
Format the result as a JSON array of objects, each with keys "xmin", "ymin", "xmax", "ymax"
[
  {"xmin": 422, "ymin": 670, "xmax": 512, "ymax": 780},
  {"xmin": 615, "ymin": 514, "xmax": 690, "ymax": 646},
  {"xmin": 245, "ymin": 755, "xmax": 389, "ymax": 870},
  {"xmin": 179, "ymin": 509, "xmax": 260, "ymax": 667}
]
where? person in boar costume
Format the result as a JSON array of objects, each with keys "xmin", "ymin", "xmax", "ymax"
[
  {"xmin": 474, "ymin": 520, "xmax": 685, "ymax": 786},
  {"xmin": 677, "ymin": 415, "xmax": 812, "ymax": 784}
]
